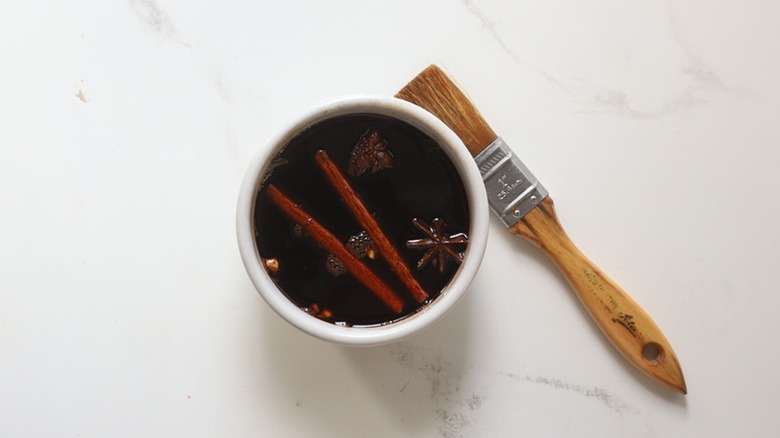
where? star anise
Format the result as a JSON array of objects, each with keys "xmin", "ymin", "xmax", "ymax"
[
  {"xmin": 347, "ymin": 128, "xmax": 393, "ymax": 177},
  {"xmin": 405, "ymin": 218, "xmax": 469, "ymax": 273}
]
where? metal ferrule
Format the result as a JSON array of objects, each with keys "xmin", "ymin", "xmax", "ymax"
[{"xmin": 474, "ymin": 138, "xmax": 548, "ymax": 227}]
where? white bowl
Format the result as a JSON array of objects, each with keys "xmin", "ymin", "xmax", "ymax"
[{"xmin": 237, "ymin": 96, "xmax": 488, "ymax": 346}]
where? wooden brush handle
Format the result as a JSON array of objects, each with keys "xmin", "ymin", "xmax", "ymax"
[{"xmin": 511, "ymin": 197, "xmax": 686, "ymax": 393}]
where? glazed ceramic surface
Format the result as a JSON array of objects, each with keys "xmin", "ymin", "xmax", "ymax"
[{"xmin": 237, "ymin": 96, "xmax": 489, "ymax": 345}]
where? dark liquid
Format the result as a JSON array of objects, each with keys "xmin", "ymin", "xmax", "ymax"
[{"xmin": 254, "ymin": 114, "xmax": 470, "ymax": 327}]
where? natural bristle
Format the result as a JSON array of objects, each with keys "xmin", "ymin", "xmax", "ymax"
[{"xmin": 396, "ymin": 65, "xmax": 497, "ymax": 157}]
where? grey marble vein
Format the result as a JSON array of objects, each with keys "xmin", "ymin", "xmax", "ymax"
[
  {"xmin": 501, "ymin": 372, "xmax": 640, "ymax": 416},
  {"xmin": 460, "ymin": 0, "xmax": 745, "ymax": 120},
  {"xmin": 129, "ymin": 0, "xmax": 190, "ymax": 46},
  {"xmin": 461, "ymin": 0, "xmax": 580, "ymax": 99}
]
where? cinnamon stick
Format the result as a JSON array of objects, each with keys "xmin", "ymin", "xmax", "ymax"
[
  {"xmin": 264, "ymin": 184, "xmax": 404, "ymax": 314},
  {"xmin": 314, "ymin": 150, "xmax": 430, "ymax": 303}
]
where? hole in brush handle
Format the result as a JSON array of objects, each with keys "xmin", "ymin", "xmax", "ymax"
[{"xmin": 642, "ymin": 342, "xmax": 665, "ymax": 365}]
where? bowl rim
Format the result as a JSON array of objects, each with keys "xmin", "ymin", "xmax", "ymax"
[{"xmin": 236, "ymin": 95, "xmax": 488, "ymax": 345}]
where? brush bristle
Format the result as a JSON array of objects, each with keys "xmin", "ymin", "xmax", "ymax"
[{"xmin": 396, "ymin": 65, "xmax": 497, "ymax": 157}]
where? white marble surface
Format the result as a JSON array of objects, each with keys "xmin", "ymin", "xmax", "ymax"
[{"xmin": 2, "ymin": 1, "xmax": 779, "ymax": 436}]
